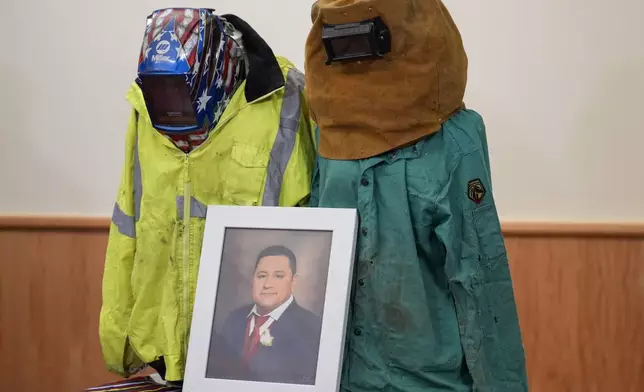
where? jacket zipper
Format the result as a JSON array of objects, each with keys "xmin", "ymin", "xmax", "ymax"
[
  {"xmin": 177, "ymin": 94, "xmax": 272, "ymax": 360},
  {"xmin": 183, "ymin": 155, "xmax": 191, "ymax": 359},
  {"xmin": 178, "ymin": 111, "xmax": 238, "ymax": 363}
]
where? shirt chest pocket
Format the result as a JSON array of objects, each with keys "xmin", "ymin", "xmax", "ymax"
[{"xmin": 223, "ymin": 142, "xmax": 270, "ymax": 206}]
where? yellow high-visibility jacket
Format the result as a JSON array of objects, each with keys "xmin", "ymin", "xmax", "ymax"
[{"xmin": 99, "ymin": 51, "xmax": 316, "ymax": 381}]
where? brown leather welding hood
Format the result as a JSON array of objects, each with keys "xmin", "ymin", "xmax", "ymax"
[{"xmin": 305, "ymin": 0, "xmax": 468, "ymax": 160}]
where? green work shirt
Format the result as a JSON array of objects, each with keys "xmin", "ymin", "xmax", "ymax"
[{"xmin": 310, "ymin": 109, "xmax": 528, "ymax": 392}]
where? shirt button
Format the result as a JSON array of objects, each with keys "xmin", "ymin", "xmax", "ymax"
[
  {"xmin": 358, "ymin": 278, "xmax": 365, "ymax": 286},
  {"xmin": 389, "ymin": 153, "xmax": 396, "ymax": 160},
  {"xmin": 412, "ymin": 146, "xmax": 419, "ymax": 154},
  {"xmin": 361, "ymin": 228, "xmax": 368, "ymax": 236},
  {"xmin": 354, "ymin": 328, "xmax": 362, "ymax": 336},
  {"xmin": 360, "ymin": 178, "xmax": 369, "ymax": 186}
]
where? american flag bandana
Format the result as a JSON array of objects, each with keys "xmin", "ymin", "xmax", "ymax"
[
  {"xmin": 158, "ymin": 16, "xmax": 246, "ymax": 153},
  {"xmin": 84, "ymin": 376, "xmax": 182, "ymax": 391}
]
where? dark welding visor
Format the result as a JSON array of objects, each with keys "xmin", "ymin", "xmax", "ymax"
[
  {"xmin": 139, "ymin": 74, "xmax": 199, "ymax": 133},
  {"xmin": 322, "ymin": 16, "xmax": 391, "ymax": 65}
]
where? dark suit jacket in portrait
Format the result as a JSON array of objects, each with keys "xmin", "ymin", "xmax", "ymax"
[{"xmin": 206, "ymin": 300, "xmax": 322, "ymax": 385}]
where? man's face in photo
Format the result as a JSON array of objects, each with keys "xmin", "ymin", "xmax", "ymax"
[{"xmin": 252, "ymin": 254, "xmax": 296, "ymax": 314}]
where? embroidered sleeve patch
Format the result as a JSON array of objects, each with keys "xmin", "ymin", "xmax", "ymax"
[{"xmin": 467, "ymin": 179, "xmax": 486, "ymax": 204}]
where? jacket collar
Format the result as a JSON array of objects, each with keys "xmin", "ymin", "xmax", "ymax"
[{"xmin": 223, "ymin": 14, "xmax": 285, "ymax": 102}]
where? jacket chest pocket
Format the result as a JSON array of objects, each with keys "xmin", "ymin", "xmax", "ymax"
[{"xmin": 223, "ymin": 142, "xmax": 270, "ymax": 206}]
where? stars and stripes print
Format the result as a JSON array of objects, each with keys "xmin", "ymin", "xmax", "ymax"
[
  {"xmin": 84, "ymin": 376, "xmax": 182, "ymax": 392},
  {"xmin": 161, "ymin": 17, "xmax": 246, "ymax": 153},
  {"xmin": 139, "ymin": 8, "xmax": 201, "ymax": 70},
  {"xmin": 137, "ymin": 9, "xmax": 246, "ymax": 152}
]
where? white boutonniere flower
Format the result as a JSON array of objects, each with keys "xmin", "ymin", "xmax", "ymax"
[{"xmin": 260, "ymin": 329, "xmax": 274, "ymax": 347}]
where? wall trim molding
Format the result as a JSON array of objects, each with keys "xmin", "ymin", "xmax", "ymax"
[
  {"xmin": 1, "ymin": 215, "xmax": 644, "ymax": 237},
  {"xmin": 499, "ymin": 222, "xmax": 644, "ymax": 238},
  {"xmin": 0, "ymin": 215, "xmax": 109, "ymax": 231}
]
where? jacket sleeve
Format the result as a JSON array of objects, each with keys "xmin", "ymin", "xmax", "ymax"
[
  {"xmin": 434, "ymin": 128, "xmax": 528, "ymax": 391},
  {"xmin": 98, "ymin": 109, "xmax": 145, "ymax": 377},
  {"xmin": 276, "ymin": 68, "xmax": 317, "ymax": 207}
]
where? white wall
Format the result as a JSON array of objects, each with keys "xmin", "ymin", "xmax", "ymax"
[{"xmin": 0, "ymin": 0, "xmax": 642, "ymax": 222}]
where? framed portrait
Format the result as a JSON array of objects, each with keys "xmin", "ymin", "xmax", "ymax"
[{"xmin": 184, "ymin": 206, "xmax": 358, "ymax": 392}]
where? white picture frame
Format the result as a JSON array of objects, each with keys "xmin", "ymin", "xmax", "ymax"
[{"xmin": 184, "ymin": 206, "xmax": 358, "ymax": 392}]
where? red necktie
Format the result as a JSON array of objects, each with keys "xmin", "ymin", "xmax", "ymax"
[{"xmin": 242, "ymin": 315, "xmax": 270, "ymax": 363}]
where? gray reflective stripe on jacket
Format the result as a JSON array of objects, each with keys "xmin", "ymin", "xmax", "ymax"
[
  {"xmin": 133, "ymin": 134, "xmax": 142, "ymax": 221},
  {"xmin": 111, "ymin": 203, "xmax": 136, "ymax": 239},
  {"xmin": 111, "ymin": 69, "xmax": 305, "ymax": 237},
  {"xmin": 262, "ymin": 68, "xmax": 305, "ymax": 206},
  {"xmin": 176, "ymin": 196, "xmax": 208, "ymax": 219}
]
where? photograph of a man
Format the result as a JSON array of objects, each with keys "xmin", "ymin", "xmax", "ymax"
[{"xmin": 206, "ymin": 237, "xmax": 328, "ymax": 385}]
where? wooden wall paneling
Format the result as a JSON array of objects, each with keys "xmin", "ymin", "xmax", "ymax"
[
  {"xmin": 1, "ymin": 217, "xmax": 643, "ymax": 392},
  {"xmin": 0, "ymin": 228, "xmax": 118, "ymax": 392},
  {"xmin": 506, "ymin": 236, "xmax": 644, "ymax": 392}
]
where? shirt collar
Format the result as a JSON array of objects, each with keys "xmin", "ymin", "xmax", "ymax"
[
  {"xmin": 249, "ymin": 294, "xmax": 294, "ymax": 321},
  {"xmin": 222, "ymin": 14, "xmax": 285, "ymax": 103}
]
